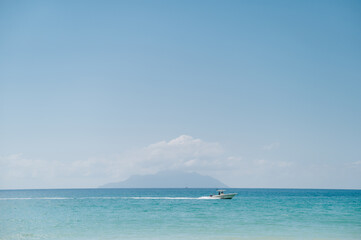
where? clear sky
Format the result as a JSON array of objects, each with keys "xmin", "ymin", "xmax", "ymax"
[{"xmin": 1, "ymin": 0, "xmax": 360, "ymax": 189}]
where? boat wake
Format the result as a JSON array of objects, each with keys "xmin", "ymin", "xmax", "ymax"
[
  {"xmin": 0, "ymin": 196, "xmax": 217, "ymax": 200},
  {"xmin": 125, "ymin": 196, "xmax": 217, "ymax": 200},
  {"xmin": 198, "ymin": 196, "xmax": 216, "ymax": 199}
]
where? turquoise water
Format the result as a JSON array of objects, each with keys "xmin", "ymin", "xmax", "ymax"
[{"xmin": 1, "ymin": 189, "xmax": 360, "ymax": 240}]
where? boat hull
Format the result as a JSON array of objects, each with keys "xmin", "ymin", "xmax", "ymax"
[{"xmin": 210, "ymin": 193, "xmax": 237, "ymax": 199}]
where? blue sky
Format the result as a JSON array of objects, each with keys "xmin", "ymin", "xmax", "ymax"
[{"xmin": 1, "ymin": 0, "xmax": 360, "ymax": 189}]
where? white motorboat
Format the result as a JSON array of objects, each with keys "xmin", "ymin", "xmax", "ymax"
[{"xmin": 209, "ymin": 190, "xmax": 237, "ymax": 199}]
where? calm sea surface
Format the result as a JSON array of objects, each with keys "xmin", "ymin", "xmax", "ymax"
[{"xmin": 0, "ymin": 188, "xmax": 360, "ymax": 240}]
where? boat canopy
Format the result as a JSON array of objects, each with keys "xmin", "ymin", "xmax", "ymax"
[{"xmin": 217, "ymin": 190, "xmax": 226, "ymax": 192}]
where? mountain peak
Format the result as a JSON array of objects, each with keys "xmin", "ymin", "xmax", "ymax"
[{"xmin": 100, "ymin": 171, "xmax": 228, "ymax": 188}]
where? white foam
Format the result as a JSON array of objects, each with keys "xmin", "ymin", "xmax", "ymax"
[
  {"xmin": 198, "ymin": 196, "xmax": 217, "ymax": 200},
  {"xmin": 0, "ymin": 196, "xmax": 217, "ymax": 200},
  {"xmin": 127, "ymin": 197, "xmax": 197, "ymax": 200},
  {"xmin": 79, "ymin": 196, "xmax": 209, "ymax": 200}
]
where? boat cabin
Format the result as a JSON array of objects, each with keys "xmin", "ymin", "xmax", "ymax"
[{"xmin": 217, "ymin": 190, "xmax": 226, "ymax": 195}]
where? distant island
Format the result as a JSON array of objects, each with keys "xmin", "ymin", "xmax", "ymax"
[{"xmin": 100, "ymin": 170, "xmax": 228, "ymax": 188}]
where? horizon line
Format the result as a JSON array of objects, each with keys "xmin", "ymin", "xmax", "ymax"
[{"xmin": 1, "ymin": 187, "xmax": 360, "ymax": 191}]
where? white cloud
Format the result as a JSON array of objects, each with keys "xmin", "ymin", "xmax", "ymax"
[
  {"xmin": 136, "ymin": 135, "xmax": 226, "ymax": 172},
  {"xmin": 6, "ymin": 136, "xmax": 356, "ymax": 189},
  {"xmin": 0, "ymin": 135, "xmax": 241, "ymax": 188}
]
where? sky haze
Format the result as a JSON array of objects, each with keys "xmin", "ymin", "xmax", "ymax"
[{"xmin": 1, "ymin": 0, "xmax": 361, "ymax": 189}]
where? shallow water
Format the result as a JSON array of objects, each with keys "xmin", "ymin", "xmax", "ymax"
[{"xmin": 1, "ymin": 188, "xmax": 360, "ymax": 239}]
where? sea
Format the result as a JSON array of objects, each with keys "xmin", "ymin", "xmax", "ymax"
[{"xmin": 0, "ymin": 188, "xmax": 360, "ymax": 240}]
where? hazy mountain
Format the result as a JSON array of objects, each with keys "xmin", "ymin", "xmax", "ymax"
[{"xmin": 100, "ymin": 171, "xmax": 228, "ymax": 188}]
